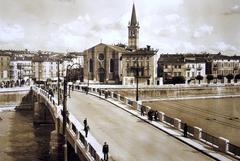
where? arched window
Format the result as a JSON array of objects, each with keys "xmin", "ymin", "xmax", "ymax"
[
  {"xmin": 110, "ymin": 59, "xmax": 114, "ymax": 72},
  {"xmin": 89, "ymin": 59, "xmax": 93, "ymax": 72}
]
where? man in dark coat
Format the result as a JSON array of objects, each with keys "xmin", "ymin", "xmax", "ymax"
[
  {"xmin": 102, "ymin": 142, "xmax": 109, "ymax": 161},
  {"xmin": 84, "ymin": 125, "xmax": 89, "ymax": 137},
  {"xmin": 184, "ymin": 123, "xmax": 188, "ymax": 137},
  {"xmin": 83, "ymin": 118, "xmax": 87, "ymax": 129},
  {"xmin": 140, "ymin": 106, "xmax": 144, "ymax": 116}
]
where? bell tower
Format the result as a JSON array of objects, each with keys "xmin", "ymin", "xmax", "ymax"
[{"xmin": 128, "ymin": 3, "xmax": 139, "ymax": 50}]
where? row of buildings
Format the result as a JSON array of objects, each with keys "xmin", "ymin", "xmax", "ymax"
[
  {"xmin": 0, "ymin": 50, "xmax": 84, "ymax": 83},
  {"xmin": 0, "ymin": 4, "xmax": 240, "ymax": 85},
  {"xmin": 157, "ymin": 53, "xmax": 240, "ymax": 84}
]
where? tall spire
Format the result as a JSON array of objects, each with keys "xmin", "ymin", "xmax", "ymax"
[
  {"xmin": 130, "ymin": 3, "xmax": 137, "ymax": 26},
  {"xmin": 128, "ymin": 3, "xmax": 139, "ymax": 50}
]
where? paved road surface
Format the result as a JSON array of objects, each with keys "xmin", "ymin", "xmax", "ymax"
[{"xmin": 68, "ymin": 91, "xmax": 214, "ymax": 161}]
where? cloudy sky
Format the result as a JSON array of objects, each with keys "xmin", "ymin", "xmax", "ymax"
[{"xmin": 0, "ymin": 0, "xmax": 239, "ymax": 55}]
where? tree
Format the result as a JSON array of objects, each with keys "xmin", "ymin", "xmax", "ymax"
[
  {"xmin": 195, "ymin": 75, "xmax": 203, "ymax": 84},
  {"xmin": 226, "ymin": 74, "xmax": 234, "ymax": 83},
  {"xmin": 206, "ymin": 74, "xmax": 214, "ymax": 84},
  {"xmin": 172, "ymin": 76, "xmax": 185, "ymax": 85},
  {"xmin": 217, "ymin": 75, "xmax": 224, "ymax": 83}
]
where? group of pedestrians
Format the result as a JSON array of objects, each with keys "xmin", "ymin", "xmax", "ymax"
[
  {"xmin": 147, "ymin": 109, "xmax": 159, "ymax": 121},
  {"xmin": 140, "ymin": 107, "xmax": 189, "ymax": 137},
  {"xmin": 83, "ymin": 118, "xmax": 109, "ymax": 161},
  {"xmin": 0, "ymin": 79, "xmax": 28, "ymax": 88}
]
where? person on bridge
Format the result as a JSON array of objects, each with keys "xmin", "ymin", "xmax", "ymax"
[
  {"xmin": 86, "ymin": 86, "xmax": 89, "ymax": 94},
  {"xmin": 154, "ymin": 110, "xmax": 159, "ymax": 121},
  {"xmin": 105, "ymin": 90, "xmax": 109, "ymax": 99},
  {"xmin": 102, "ymin": 142, "xmax": 109, "ymax": 161},
  {"xmin": 83, "ymin": 118, "xmax": 87, "ymax": 129},
  {"xmin": 49, "ymin": 88, "xmax": 54, "ymax": 97},
  {"xmin": 184, "ymin": 123, "xmax": 188, "ymax": 137},
  {"xmin": 140, "ymin": 106, "xmax": 144, "ymax": 116},
  {"xmin": 84, "ymin": 125, "xmax": 90, "ymax": 137}
]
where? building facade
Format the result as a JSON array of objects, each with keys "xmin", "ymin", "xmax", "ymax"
[
  {"xmin": 0, "ymin": 52, "xmax": 11, "ymax": 81},
  {"xmin": 83, "ymin": 43, "xmax": 124, "ymax": 84},
  {"xmin": 32, "ymin": 55, "xmax": 58, "ymax": 82},
  {"xmin": 10, "ymin": 56, "xmax": 32, "ymax": 81}
]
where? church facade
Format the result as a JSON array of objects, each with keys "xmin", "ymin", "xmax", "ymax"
[{"xmin": 83, "ymin": 4, "xmax": 157, "ymax": 85}]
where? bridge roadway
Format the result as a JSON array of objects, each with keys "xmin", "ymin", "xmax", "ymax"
[{"xmin": 67, "ymin": 91, "xmax": 214, "ymax": 161}]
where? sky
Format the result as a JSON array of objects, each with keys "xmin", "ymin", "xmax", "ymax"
[{"xmin": 0, "ymin": 0, "xmax": 240, "ymax": 55}]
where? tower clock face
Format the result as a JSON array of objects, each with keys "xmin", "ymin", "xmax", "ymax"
[{"xmin": 98, "ymin": 53, "xmax": 104, "ymax": 61}]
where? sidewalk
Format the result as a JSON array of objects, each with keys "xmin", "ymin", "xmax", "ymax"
[{"xmin": 84, "ymin": 90, "xmax": 237, "ymax": 161}]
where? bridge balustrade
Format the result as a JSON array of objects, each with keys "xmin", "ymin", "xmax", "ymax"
[
  {"xmin": 164, "ymin": 115, "xmax": 174, "ymax": 126},
  {"xmin": 228, "ymin": 143, "xmax": 240, "ymax": 157},
  {"xmin": 201, "ymin": 131, "xmax": 219, "ymax": 148},
  {"xmin": 33, "ymin": 86, "xmax": 105, "ymax": 161}
]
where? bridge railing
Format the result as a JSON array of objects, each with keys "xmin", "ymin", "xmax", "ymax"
[
  {"xmin": 33, "ymin": 86, "xmax": 104, "ymax": 161},
  {"xmin": 74, "ymin": 85, "xmax": 240, "ymax": 160}
]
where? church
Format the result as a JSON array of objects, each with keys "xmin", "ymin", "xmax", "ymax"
[{"xmin": 83, "ymin": 4, "xmax": 158, "ymax": 85}]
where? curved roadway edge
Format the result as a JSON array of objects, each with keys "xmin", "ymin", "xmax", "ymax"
[{"xmin": 75, "ymin": 89, "xmax": 237, "ymax": 161}]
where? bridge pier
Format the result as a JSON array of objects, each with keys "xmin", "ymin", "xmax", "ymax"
[
  {"xmin": 50, "ymin": 130, "xmax": 65, "ymax": 161},
  {"xmin": 33, "ymin": 96, "xmax": 54, "ymax": 125}
]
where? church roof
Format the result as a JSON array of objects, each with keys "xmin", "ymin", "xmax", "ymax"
[
  {"xmin": 130, "ymin": 4, "xmax": 138, "ymax": 26},
  {"xmin": 107, "ymin": 45, "xmax": 128, "ymax": 53}
]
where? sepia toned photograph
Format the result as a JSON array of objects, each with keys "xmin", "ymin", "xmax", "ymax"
[{"xmin": 0, "ymin": 0, "xmax": 240, "ymax": 161}]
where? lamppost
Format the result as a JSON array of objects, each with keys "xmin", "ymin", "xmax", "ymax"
[
  {"xmin": 87, "ymin": 60, "xmax": 90, "ymax": 87},
  {"xmin": 62, "ymin": 63, "xmax": 80, "ymax": 161},
  {"xmin": 131, "ymin": 58, "xmax": 140, "ymax": 101},
  {"xmin": 57, "ymin": 60, "xmax": 61, "ymax": 105},
  {"xmin": 17, "ymin": 64, "xmax": 22, "ymax": 87}
]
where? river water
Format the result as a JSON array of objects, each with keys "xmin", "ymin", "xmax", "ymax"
[
  {"xmin": 0, "ymin": 110, "xmax": 53, "ymax": 161},
  {"xmin": 144, "ymin": 97, "xmax": 240, "ymax": 146}
]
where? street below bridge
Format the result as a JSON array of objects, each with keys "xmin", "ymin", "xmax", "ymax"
[{"xmin": 67, "ymin": 91, "xmax": 214, "ymax": 161}]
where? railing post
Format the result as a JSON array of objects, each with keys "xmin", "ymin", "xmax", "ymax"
[
  {"xmin": 69, "ymin": 122, "xmax": 72, "ymax": 131},
  {"xmin": 136, "ymin": 101, "xmax": 142, "ymax": 111},
  {"xmin": 124, "ymin": 97, "xmax": 128, "ymax": 105},
  {"xmin": 111, "ymin": 92, "xmax": 114, "ymax": 98},
  {"xmin": 159, "ymin": 112, "xmax": 165, "ymax": 122},
  {"xmin": 218, "ymin": 137, "xmax": 229, "ymax": 153},
  {"xmin": 193, "ymin": 126, "xmax": 202, "ymax": 140},
  {"xmin": 74, "ymin": 131, "xmax": 80, "ymax": 153},
  {"xmin": 117, "ymin": 94, "xmax": 121, "ymax": 101},
  {"xmin": 174, "ymin": 118, "xmax": 181, "ymax": 130}
]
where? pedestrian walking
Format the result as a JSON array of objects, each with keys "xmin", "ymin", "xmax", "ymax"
[
  {"xmin": 183, "ymin": 123, "xmax": 188, "ymax": 137},
  {"xmin": 83, "ymin": 118, "xmax": 87, "ymax": 129},
  {"xmin": 154, "ymin": 110, "xmax": 159, "ymax": 121},
  {"xmin": 148, "ymin": 110, "xmax": 153, "ymax": 121},
  {"xmin": 102, "ymin": 142, "xmax": 109, "ymax": 161},
  {"xmin": 49, "ymin": 88, "xmax": 54, "ymax": 97},
  {"xmin": 86, "ymin": 87, "xmax": 89, "ymax": 94},
  {"xmin": 105, "ymin": 90, "xmax": 108, "ymax": 99},
  {"xmin": 140, "ymin": 105, "xmax": 144, "ymax": 116},
  {"xmin": 84, "ymin": 125, "xmax": 90, "ymax": 137}
]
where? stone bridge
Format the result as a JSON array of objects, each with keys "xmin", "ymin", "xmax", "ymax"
[{"xmin": 32, "ymin": 86, "xmax": 104, "ymax": 161}]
